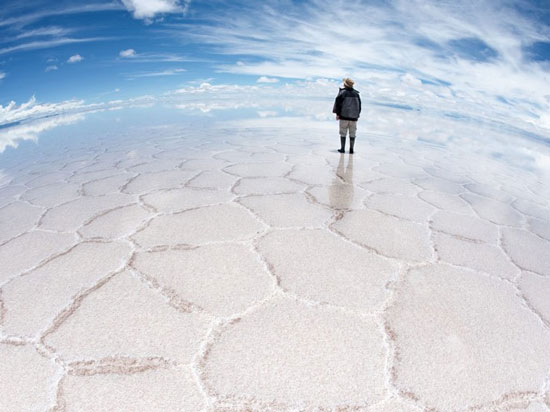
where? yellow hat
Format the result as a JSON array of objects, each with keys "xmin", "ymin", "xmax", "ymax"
[{"xmin": 343, "ymin": 78, "xmax": 354, "ymax": 88}]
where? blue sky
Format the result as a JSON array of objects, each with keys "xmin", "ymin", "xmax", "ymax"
[{"xmin": 0, "ymin": 0, "xmax": 549, "ymax": 129}]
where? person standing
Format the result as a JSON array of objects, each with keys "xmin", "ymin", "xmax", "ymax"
[{"xmin": 332, "ymin": 78, "xmax": 361, "ymax": 154}]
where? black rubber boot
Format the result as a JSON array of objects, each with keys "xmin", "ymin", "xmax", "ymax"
[
  {"xmin": 349, "ymin": 137, "xmax": 355, "ymax": 154},
  {"xmin": 338, "ymin": 136, "xmax": 346, "ymax": 153}
]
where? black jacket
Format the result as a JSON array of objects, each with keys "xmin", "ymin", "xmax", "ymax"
[{"xmin": 332, "ymin": 87, "xmax": 361, "ymax": 121}]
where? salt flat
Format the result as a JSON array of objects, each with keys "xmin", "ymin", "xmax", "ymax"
[{"xmin": 0, "ymin": 113, "xmax": 549, "ymax": 412}]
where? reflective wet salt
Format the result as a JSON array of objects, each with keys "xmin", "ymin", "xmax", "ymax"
[{"xmin": 0, "ymin": 109, "xmax": 549, "ymax": 411}]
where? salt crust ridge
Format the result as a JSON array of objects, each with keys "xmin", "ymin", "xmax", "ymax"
[{"xmin": 0, "ymin": 127, "xmax": 549, "ymax": 411}]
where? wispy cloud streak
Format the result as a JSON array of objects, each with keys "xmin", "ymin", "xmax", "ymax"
[
  {"xmin": 13, "ymin": 26, "xmax": 75, "ymax": 40},
  {"xmin": 0, "ymin": 2, "xmax": 124, "ymax": 28},
  {"xmin": 0, "ymin": 37, "xmax": 112, "ymax": 55},
  {"xmin": 127, "ymin": 68, "xmax": 186, "ymax": 78},
  {"xmin": 116, "ymin": 49, "xmax": 206, "ymax": 63}
]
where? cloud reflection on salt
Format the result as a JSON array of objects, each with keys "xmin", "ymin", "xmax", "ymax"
[
  {"xmin": 0, "ymin": 90, "xmax": 549, "ymax": 411},
  {"xmin": 0, "ymin": 82, "xmax": 548, "ymax": 188},
  {"xmin": 0, "ymin": 113, "xmax": 85, "ymax": 152}
]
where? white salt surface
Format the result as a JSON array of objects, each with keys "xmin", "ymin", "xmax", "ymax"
[
  {"xmin": 386, "ymin": 264, "xmax": 550, "ymax": 411},
  {"xmin": 0, "ymin": 343, "xmax": 61, "ymax": 411},
  {"xmin": 62, "ymin": 366, "xmax": 204, "ymax": 411},
  {"xmin": 0, "ymin": 117, "xmax": 549, "ymax": 411}
]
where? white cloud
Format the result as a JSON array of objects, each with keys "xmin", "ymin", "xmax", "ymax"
[
  {"xmin": 128, "ymin": 68, "xmax": 186, "ymax": 78},
  {"xmin": 0, "ymin": 72, "xmax": 5, "ymax": 80},
  {"xmin": 119, "ymin": 48, "xmax": 136, "ymax": 57},
  {"xmin": 0, "ymin": 113, "xmax": 85, "ymax": 153},
  {"xmin": 0, "ymin": 37, "xmax": 108, "ymax": 56},
  {"xmin": 170, "ymin": 0, "xmax": 550, "ymax": 130},
  {"xmin": 0, "ymin": 3, "xmax": 124, "ymax": 29},
  {"xmin": 257, "ymin": 76, "xmax": 279, "ymax": 83},
  {"xmin": 258, "ymin": 110, "xmax": 278, "ymax": 117},
  {"xmin": 0, "ymin": 96, "xmax": 85, "ymax": 125},
  {"xmin": 121, "ymin": 0, "xmax": 190, "ymax": 20},
  {"xmin": 67, "ymin": 54, "xmax": 83, "ymax": 63},
  {"xmin": 116, "ymin": 50, "xmax": 195, "ymax": 63},
  {"xmin": 15, "ymin": 26, "xmax": 74, "ymax": 39},
  {"xmin": 0, "ymin": 94, "xmax": 156, "ymax": 130},
  {"xmin": 401, "ymin": 73, "xmax": 422, "ymax": 87},
  {"xmin": 45, "ymin": 65, "xmax": 58, "ymax": 72},
  {"xmin": 135, "ymin": 53, "xmax": 190, "ymax": 62}
]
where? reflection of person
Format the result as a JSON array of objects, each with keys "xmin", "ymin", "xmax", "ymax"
[
  {"xmin": 328, "ymin": 153, "xmax": 354, "ymax": 209},
  {"xmin": 332, "ymin": 78, "xmax": 361, "ymax": 154}
]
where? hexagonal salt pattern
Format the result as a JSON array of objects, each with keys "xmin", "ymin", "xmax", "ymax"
[
  {"xmin": 386, "ymin": 264, "xmax": 550, "ymax": 411},
  {"xmin": 2, "ymin": 241, "xmax": 132, "ymax": 337},
  {"xmin": 430, "ymin": 210, "xmax": 499, "ymax": 243},
  {"xmin": 0, "ymin": 201, "xmax": 44, "ymax": 244},
  {"xmin": 201, "ymin": 295, "xmax": 387, "ymax": 410},
  {"xmin": 238, "ymin": 193, "xmax": 332, "ymax": 228},
  {"xmin": 132, "ymin": 244, "xmax": 273, "ymax": 317},
  {"xmin": 257, "ymin": 229, "xmax": 398, "ymax": 311},
  {"xmin": 0, "ymin": 122, "xmax": 549, "ymax": 411},
  {"xmin": 131, "ymin": 203, "xmax": 264, "ymax": 248},
  {"xmin": 61, "ymin": 365, "xmax": 204, "ymax": 412},
  {"xmin": 502, "ymin": 228, "xmax": 550, "ymax": 276},
  {"xmin": 0, "ymin": 230, "xmax": 76, "ymax": 283},
  {"xmin": 519, "ymin": 271, "xmax": 550, "ymax": 326},
  {"xmin": 332, "ymin": 209, "xmax": 434, "ymax": 262},
  {"xmin": 434, "ymin": 232, "xmax": 519, "ymax": 279},
  {"xmin": 0, "ymin": 343, "xmax": 62, "ymax": 411},
  {"xmin": 43, "ymin": 271, "xmax": 210, "ymax": 363}
]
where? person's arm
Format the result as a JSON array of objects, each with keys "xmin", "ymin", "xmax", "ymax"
[
  {"xmin": 358, "ymin": 93, "xmax": 361, "ymax": 119},
  {"xmin": 333, "ymin": 91, "xmax": 343, "ymax": 119}
]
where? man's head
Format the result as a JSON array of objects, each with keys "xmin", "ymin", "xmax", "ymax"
[{"xmin": 343, "ymin": 78, "xmax": 354, "ymax": 88}]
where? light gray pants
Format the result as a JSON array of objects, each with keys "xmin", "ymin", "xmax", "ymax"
[{"xmin": 339, "ymin": 120, "xmax": 357, "ymax": 138}]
